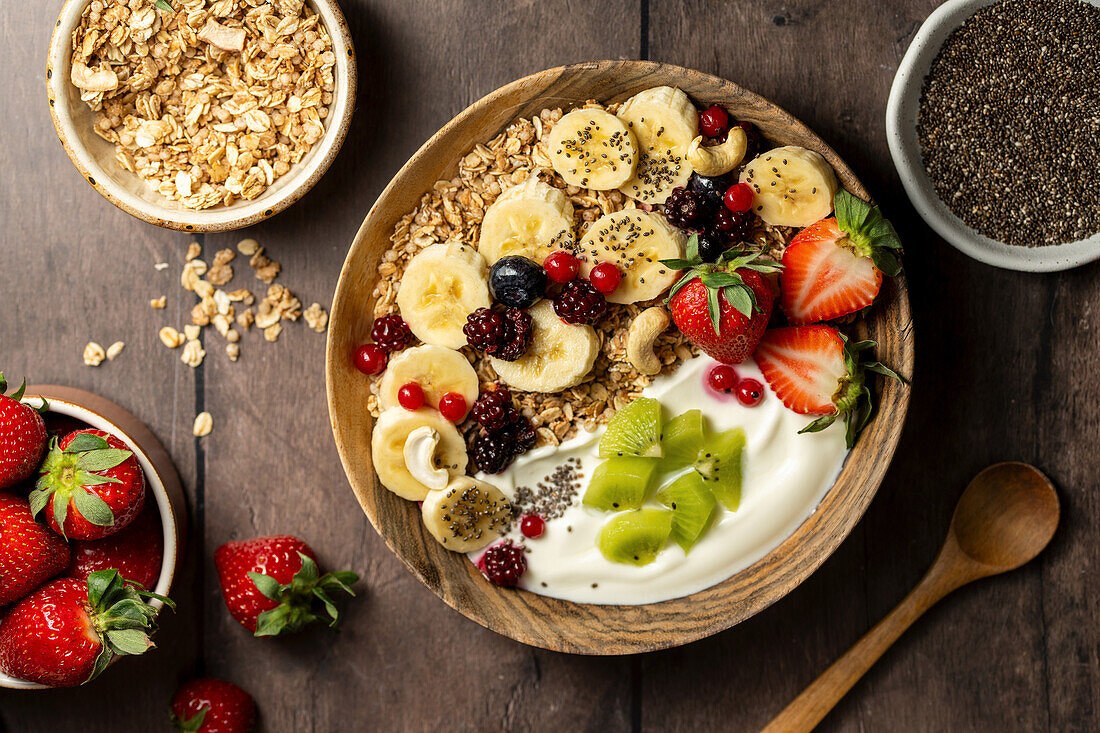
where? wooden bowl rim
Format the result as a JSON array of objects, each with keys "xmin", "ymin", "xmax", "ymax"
[{"xmin": 326, "ymin": 60, "xmax": 914, "ymax": 654}]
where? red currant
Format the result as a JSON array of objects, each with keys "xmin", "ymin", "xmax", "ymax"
[
  {"xmin": 398, "ymin": 382, "xmax": 425, "ymax": 410},
  {"xmin": 589, "ymin": 262, "xmax": 622, "ymax": 294},
  {"xmin": 724, "ymin": 182, "xmax": 754, "ymax": 213},
  {"xmin": 543, "ymin": 250, "xmax": 579, "ymax": 283},
  {"xmin": 707, "ymin": 364, "xmax": 738, "ymax": 392},
  {"xmin": 698, "ymin": 105, "xmax": 730, "ymax": 138},
  {"xmin": 520, "ymin": 514, "xmax": 545, "ymax": 539},
  {"xmin": 736, "ymin": 378, "xmax": 765, "ymax": 407},
  {"xmin": 438, "ymin": 392, "xmax": 468, "ymax": 422},
  {"xmin": 353, "ymin": 343, "xmax": 387, "ymax": 375}
]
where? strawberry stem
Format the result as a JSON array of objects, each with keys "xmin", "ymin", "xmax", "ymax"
[
  {"xmin": 249, "ymin": 552, "xmax": 359, "ymax": 637},
  {"xmin": 661, "ymin": 237, "xmax": 782, "ymax": 328}
]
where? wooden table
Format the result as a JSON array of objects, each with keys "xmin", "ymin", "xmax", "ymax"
[{"xmin": 1, "ymin": 1, "xmax": 1096, "ymax": 730}]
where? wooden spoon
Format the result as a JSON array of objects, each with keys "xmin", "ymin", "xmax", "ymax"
[{"xmin": 761, "ymin": 462, "xmax": 1059, "ymax": 733}]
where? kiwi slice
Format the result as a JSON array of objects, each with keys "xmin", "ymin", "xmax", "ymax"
[
  {"xmin": 660, "ymin": 409, "xmax": 706, "ymax": 470},
  {"xmin": 598, "ymin": 397, "xmax": 663, "ymax": 459},
  {"xmin": 694, "ymin": 428, "xmax": 745, "ymax": 511},
  {"xmin": 655, "ymin": 472, "xmax": 717, "ymax": 552},
  {"xmin": 597, "ymin": 508, "xmax": 673, "ymax": 565},
  {"xmin": 583, "ymin": 457, "xmax": 658, "ymax": 511}
]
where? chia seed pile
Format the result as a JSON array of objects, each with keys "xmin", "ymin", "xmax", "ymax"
[
  {"xmin": 916, "ymin": 0, "xmax": 1100, "ymax": 247},
  {"xmin": 510, "ymin": 457, "xmax": 583, "ymax": 523}
]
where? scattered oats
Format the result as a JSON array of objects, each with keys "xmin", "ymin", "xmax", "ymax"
[
  {"xmin": 226, "ymin": 289, "xmax": 253, "ymax": 304},
  {"xmin": 237, "ymin": 238, "xmax": 260, "ymax": 256},
  {"xmin": 154, "ymin": 262, "xmax": 169, "ymax": 271},
  {"xmin": 83, "ymin": 342, "xmax": 106, "ymax": 367},
  {"xmin": 226, "ymin": 329, "xmax": 240, "ymax": 343},
  {"xmin": 213, "ymin": 289, "xmax": 232, "ymax": 315},
  {"xmin": 181, "ymin": 340, "xmax": 205, "ymax": 368},
  {"xmin": 185, "ymin": 242, "xmax": 202, "ymax": 261},
  {"xmin": 237, "ymin": 309, "xmax": 255, "ymax": 330},
  {"xmin": 254, "ymin": 304, "xmax": 281, "ymax": 330},
  {"xmin": 194, "ymin": 279, "xmax": 215, "ymax": 299},
  {"xmin": 192, "ymin": 412, "xmax": 213, "ymax": 438},
  {"xmin": 304, "ymin": 303, "xmax": 328, "ymax": 333},
  {"xmin": 227, "ymin": 342, "xmax": 240, "ymax": 361},
  {"xmin": 212, "ymin": 313, "xmax": 232, "ymax": 337},
  {"xmin": 150, "ymin": 296, "xmax": 166, "ymax": 309},
  {"xmin": 263, "ymin": 322, "xmax": 283, "ymax": 342},
  {"xmin": 106, "ymin": 341, "xmax": 125, "ymax": 361},
  {"xmin": 184, "ymin": 324, "xmax": 201, "ymax": 341},
  {"xmin": 207, "ymin": 249, "xmax": 236, "ymax": 285},
  {"xmin": 159, "ymin": 327, "xmax": 184, "ymax": 349}
]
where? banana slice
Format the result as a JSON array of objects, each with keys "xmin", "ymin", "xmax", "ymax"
[
  {"xmin": 421, "ymin": 476, "xmax": 513, "ymax": 553},
  {"xmin": 396, "ymin": 241, "xmax": 491, "ymax": 349},
  {"xmin": 546, "ymin": 108, "xmax": 638, "ymax": 190},
  {"xmin": 490, "ymin": 300, "xmax": 599, "ymax": 393},
  {"xmin": 371, "ymin": 407, "xmax": 468, "ymax": 501},
  {"xmin": 616, "ymin": 86, "xmax": 699, "ymax": 205},
  {"xmin": 378, "ymin": 345, "xmax": 478, "ymax": 418},
  {"xmin": 739, "ymin": 145, "xmax": 840, "ymax": 228},
  {"xmin": 576, "ymin": 209, "xmax": 687, "ymax": 304},
  {"xmin": 478, "ymin": 176, "xmax": 574, "ymax": 265}
]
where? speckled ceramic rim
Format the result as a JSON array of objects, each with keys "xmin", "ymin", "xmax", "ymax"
[
  {"xmin": 886, "ymin": 0, "xmax": 1100, "ymax": 273},
  {"xmin": 46, "ymin": 0, "xmax": 357, "ymax": 233},
  {"xmin": 0, "ymin": 390, "xmax": 183, "ymax": 690}
]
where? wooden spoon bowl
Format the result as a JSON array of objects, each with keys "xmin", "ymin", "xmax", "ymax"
[{"xmin": 326, "ymin": 60, "xmax": 915, "ymax": 654}]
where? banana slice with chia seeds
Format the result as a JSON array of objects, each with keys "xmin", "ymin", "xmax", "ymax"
[
  {"xmin": 547, "ymin": 108, "xmax": 638, "ymax": 190},
  {"xmin": 489, "ymin": 300, "xmax": 599, "ymax": 393},
  {"xmin": 477, "ymin": 176, "xmax": 574, "ymax": 265},
  {"xmin": 396, "ymin": 241, "xmax": 491, "ymax": 349},
  {"xmin": 371, "ymin": 407, "xmax": 468, "ymax": 501},
  {"xmin": 576, "ymin": 209, "xmax": 687, "ymax": 304},
  {"xmin": 616, "ymin": 86, "xmax": 699, "ymax": 205},
  {"xmin": 739, "ymin": 145, "xmax": 840, "ymax": 228},
  {"xmin": 378, "ymin": 345, "xmax": 478, "ymax": 419},
  {"xmin": 421, "ymin": 476, "xmax": 513, "ymax": 553}
]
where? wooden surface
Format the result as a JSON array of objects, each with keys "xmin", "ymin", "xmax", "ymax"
[{"xmin": 0, "ymin": 0, "xmax": 1095, "ymax": 730}]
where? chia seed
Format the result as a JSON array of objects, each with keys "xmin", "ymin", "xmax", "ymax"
[
  {"xmin": 916, "ymin": 0, "xmax": 1100, "ymax": 247},
  {"xmin": 511, "ymin": 457, "xmax": 583, "ymax": 523}
]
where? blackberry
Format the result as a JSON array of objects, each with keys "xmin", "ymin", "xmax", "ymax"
[
  {"xmin": 712, "ymin": 208, "xmax": 753, "ymax": 242},
  {"xmin": 479, "ymin": 541, "xmax": 526, "ymax": 587},
  {"xmin": 501, "ymin": 412, "xmax": 536, "ymax": 454},
  {"xmin": 553, "ymin": 280, "xmax": 606, "ymax": 325},
  {"xmin": 471, "ymin": 430, "xmax": 514, "ymax": 474},
  {"xmin": 497, "ymin": 308, "xmax": 532, "ymax": 361},
  {"xmin": 470, "ymin": 386, "xmax": 515, "ymax": 432},
  {"xmin": 369, "ymin": 314, "xmax": 411, "ymax": 353},
  {"xmin": 463, "ymin": 308, "xmax": 531, "ymax": 361},
  {"xmin": 463, "ymin": 308, "xmax": 505, "ymax": 351},
  {"xmin": 689, "ymin": 173, "xmax": 732, "ymax": 207},
  {"xmin": 696, "ymin": 232, "xmax": 728, "ymax": 263},
  {"xmin": 663, "ymin": 186, "xmax": 712, "ymax": 231}
]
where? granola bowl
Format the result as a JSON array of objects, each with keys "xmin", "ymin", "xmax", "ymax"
[
  {"xmin": 327, "ymin": 60, "xmax": 914, "ymax": 654},
  {"xmin": 46, "ymin": 0, "xmax": 356, "ymax": 233}
]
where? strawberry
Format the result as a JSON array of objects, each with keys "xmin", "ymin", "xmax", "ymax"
[
  {"xmin": 0, "ymin": 493, "xmax": 70, "ymax": 605},
  {"xmin": 30, "ymin": 428, "xmax": 146, "ymax": 540},
  {"xmin": 780, "ymin": 190, "xmax": 902, "ymax": 324},
  {"xmin": 661, "ymin": 237, "xmax": 782, "ymax": 364},
  {"xmin": 214, "ymin": 535, "xmax": 358, "ymax": 637},
  {"xmin": 0, "ymin": 374, "xmax": 49, "ymax": 490},
  {"xmin": 171, "ymin": 678, "xmax": 256, "ymax": 733},
  {"xmin": 0, "ymin": 569, "xmax": 172, "ymax": 687},
  {"xmin": 754, "ymin": 325, "xmax": 902, "ymax": 446},
  {"xmin": 69, "ymin": 503, "xmax": 163, "ymax": 590}
]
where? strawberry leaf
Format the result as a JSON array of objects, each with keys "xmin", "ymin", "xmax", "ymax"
[
  {"xmin": 799, "ymin": 414, "xmax": 838, "ymax": 434},
  {"xmin": 871, "ymin": 248, "xmax": 902, "ymax": 277},
  {"xmin": 322, "ymin": 571, "xmax": 360, "ymax": 593},
  {"xmin": 72, "ymin": 486, "xmax": 115, "ymax": 526},
  {"xmin": 154, "ymin": 0, "xmax": 173, "ymax": 11},
  {"xmin": 293, "ymin": 552, "xmax": 320, "ymax": 588},
  {"xmin": 254, "ymin": 605, "xmax": 295, "ymax": 637},
  {"xmin": 664, "ymin": 271, "xmax": 700, "ymax": 304},
  {"xmin": 52, "ymin": 493, "xmax": 69, "ymax": 537},
  {"xmin": 248, "ymin": 571, "xmax": 282, "ymax": 601},
  {"xmin": 834, "ymin": 190, "xmax": 903, "ymax": 274},
  {"xmin": 173, "ymin": 708, "xmax": 208, "ymax": 733},
  {"xmin": 76, "ymin": 448, "xmax": 132, "ymax": 472},
  {"xmin": 105, "ymin": 628, "xmax": 153, "ymax": 656},
  {"xmin": 65, "ymin": 433, "xmax": 109, "ymax": 453},
  {"xmin": 659, "ymin": 258, "xmax": 698, "ymax": 270},
  {"xmin": 27, "ymin": 487, "xmax": 51, "ymax": 518},
  {"xmin": 864, "ymin": 361, "xmax": 905, "ymax": 382},
  {"xmin": 87, "ymin": 569, "xmax": 119, "ymax": 607},
  {"xmin": 9, "ymin": 378, "xmax": 26, "ymax": 401},
  {"xmin": 0, "ymin": 372, "xmax": 5, "ymax": 393},
  {"xmin": 685, "ymin": 234, "xmax": 700, "ymax": 262},
  {"xmin": 700, "ymin": 272, "xmax": 742, "ymax": 288},
  {"xmin": 312, "ymin": 587, "xmax": 340, "ymax": 625},
  {"xmin": 723, "ymin": 286, "xmax": 755, "ymax": 318},
  {"xmin": 88, "ymin": 645, "xmax": 114, "ymax": 684},
  {"xmin": 76, "ymin": 470, "xmax": 123, "ymax": 486},
  {"xmin": 706, "ymin": 286, "xmax": 721, "ymax": 333}
]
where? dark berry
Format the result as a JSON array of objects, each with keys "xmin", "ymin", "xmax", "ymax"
[
  {"xmin": 696, "ymin": 232, "xmax": 727, "ymax": 263},
  {"xmin": 369, "ymin": 315, "xmax": 411, "ymax": 353},
  {"xmin": 520, "ymin": 515, "xmax": 545, "ymax": 539},
  {"xmin": 501, "ymin": 412, "xmax": 536, "ymax": 454},
  {"xmin": 353, "ymin": 344, "xmax": 387, "ymax": 375},
  {"xmin": 479, "ymin": 541, "xmax": 526, "ymax": 587},
  {"xmin": 489, "ymin": 256, "xmax": 547, "ymax": 309},
  {"xmin": 724, "ymin": 182, "xmax": 754, "ymax": 213},
  {"xmin": 464, "ymin": 308, "xmax": 505, "ymax": 351},
  {"xmin": 689, "ymin": 173, "xmax": 733, "ymax": 207},
  {"xmin": 553, "ymin": 280, "xmax": 607, "ymax": 325},
  {"xmin": 471, "ymin": 431, "xmax": 514, "ymax": 474},
  {"xmin": 497, "ymin": 308, "xmax": 532, "ymax": 361},
  {"xmin": 463, "ymin": 307, "xmax": 531, "ymax": 361},
  {"xmin": 470, "ymin": 387, "xmax": 515, "ymax": 432},
  {"xmin": 712, "ymin": 208, "xmax": 753, "ymax": 242},
  {"xmin": 543, "ymin": 250, "xmax": 579, "ymax": 283},
  {"xmin": 708, "ymin": 364, "xmax": 738, "ymax": 392},
  {"xmin": 438, "ymin": 392, "xmax": 467, "ymax": 422},
  {"xmin": 699, "ymin": 105, "xmax": 730, "ymax": 138},
  {"xmin": 589, "ymin": 262, "xmax": 621, "ymax": 294},
  {"xmin": 736, "ymin": 378, "xmax": 764, "ymax": 407},
  {"xmin": 397, "ymin": 382, "xmax": 424, "ymax": 410},
  {"xmin": 664, "ymin": 186, "xmax": 713, "ymax": 231}
]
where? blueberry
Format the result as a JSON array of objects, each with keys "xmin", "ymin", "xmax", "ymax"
[
  {"xmin": 689, "ymin": 173, "xmax": 732, "ymax": 207},
  {"xmin": 696, "ymin": 232, "xmax": 727, "ymax": 263},
  {"xmin": 489, "ymin": 256, "xmax": 547, "ymax": 309}
]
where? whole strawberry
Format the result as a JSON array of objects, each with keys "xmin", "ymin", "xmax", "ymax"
[
  {"xmin": 69, "ymin": 503, "xmax": 163, "ymax": 590},
  {"xmin": 661, "ymin": 238, "xmax": 781, "ymax": 364},
  {"xmin": 0, "ymin": 569, "xmax": 172, "ymax": 687},
  {"xmin": 0, "ymin": 493, "xmax": 70, "ymax": 605},
  {"xmin": 30, "ymin": 428, "xmax": 146, "ymax": 540},
  {"xmin": 214, "ymin": 535, "xmax": 358, "ymax": 637},
  {"xmin": 0, "ymin": 374, "xmax": 48, "ymax": 490},
  {"xmin": 171, "ymin": 678, "xmax": 256, "ymax": 733}
]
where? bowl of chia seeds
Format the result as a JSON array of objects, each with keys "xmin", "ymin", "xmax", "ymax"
[{"xmin": 887, "ymin": 0, "xmax": 1100, "ymax": 272}]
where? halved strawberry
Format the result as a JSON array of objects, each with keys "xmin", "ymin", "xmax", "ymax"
[
  {"xmin": 780, "ymin": 190, "xmax": 902, "ymax": 324},
  {"xmin": 754, "ymin": 325, "xmax": 902, "ymax": 446}
]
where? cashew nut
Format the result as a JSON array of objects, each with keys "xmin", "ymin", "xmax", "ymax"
[
  {"xmin": 687, "ymin": 125, "xmax": 748, "ymax": 177},
  {"xmin": 626, "ymin": 307, "xmax": 671, "ymax": 376},
  {"xmin": 70, "ymin": 62, "xmax": 118, "ymax": 93},
  {"xmin": 198, "ymin": 18, "xmax": 246, "ymax": 53}
]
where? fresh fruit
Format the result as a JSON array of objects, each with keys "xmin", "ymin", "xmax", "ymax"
[
  {"xmin": 171, "ymin": 678, "xmax": 256, "ymax": 733},
  {"xmin": 589, "ymin": 262, "xmax": 622, "ymax": 294},
  {"xmin": 698, "ymin": 104, "xmax": 730, "ymax": 138},
  {"xmin": 520, "ymin": 515, "xmax": 545, "ymax": 539},
  {"xmin": 582, "ymin": 457, "xmax": 658, "ymax": 511},
  {"xmin": 659, "ymin": 409, "xmax": 705, "ymax": 470},
  {"xmin": 616, "ymin": 86, "xmax": 699, "ymax": 204},
  {"xmin": 0, "ymin": 493, "xmax": 70, "ymax": 605},
  {"xmin": 421, "ymin": 477, "xmax": 512, "ymax": 552},
  {"xmin": 662, "ymin": 239, "xmax": 781, "ymax": 364},
  {"xmin": 779, "ymin": 190, "xmax": 903, "ymax": 324},
  {"xmin": 438, "ymin": 392, "xmax": 467, "ymax": 422},
  {"xmin": 711, "ymin": 208, "xmax": 752, "ymax": 241},
  {"xmin": 553, "ymin": 280, "xmax": 607, "ymax": 325},
  {"xmin": 689, "ymin": 172, "xmax": 733, "ymax": 206},
  {"xmin": 463, "ymin": 306, "xmax": 533, "ymax": 361},
  {"xmin": 353, "ymin": 343, "xmax": 387, "ymax": 375},
  {"xmin": 597, "ymin": 509, "xmax": 673, "ymax": 566},
  {"xmin": 655, "ymin": 471, "xmax": 716, "ymax": 552},
  {"xmin": 470, "ymin": 430, "xmax": 514, "ymax": 474},
  {"xmin": 664, "ymin": 185, "xmax": 712, "ymax": 231},
  {"xmin": 723, "ymin": 182, "xmax": 754, "ymax": 213},
  {"xmin": 707, "ymin": 364, "xmax": 738, "ymax": 392},
  {"xmin": 369, "ymin": 314, "xmax": 412, "ymax": 353},
  {"xmin": 396, "ymin": 241, "xmax": 492, "ymax": 349},
  {"xmin": 469, "ymin": 386, "xmax": 515, "ymax": 432},
  {"xmin": 0, "ymin": 374, "xmax": 48, "ymax": 490},
  {"xmin": 68, "ymin": 504, "xmax": 163, "ymax": 591},
  {"xmin": 397, "ymin": 382, "xmax": 425, "ymax": 411},
  {"xmin": 694, "ymin": 428, "xmax": 745, "ymax": 510},
  {"xmin": 0, "ymin": 570, "xmax": 170, "ymax": 687},
  {"xmin": 754, "ymin": 326, "xmax": 902, "ymax": 446},
  {"xmin": 489, "ymin": 255, "xmax": 548, "ymax": 309},
  {"xmin": 214, "ymin": 535, "xmax": 357, "ymax": 637},
  {"xmin": 736, "ymin": 378, "xmax": 764, "ymax": 407},
  {"xmin": 543, "ymin": 249, "xmax": 579, "ymax": 283},
  {"xmin": 478, "ymin": 541, "xmax": 527, "ymax": 587},
  {"xmin": 695, "ymin": 231, "xmax": 727, "ymax": 262},
  {"xmin": 489, "ymin": 300, "xmax": 600, "ymax": 393},
  {"xmin": 576, "ymin": 209, "xmax": 687, "ymax": 304},
  {"xmin": 377, "ymin": 345, "xmax": 479, "ymax": 415},
  {"xmin": 546, "ymin": 108, "xmax": 638, "ymax": 189},
  {"xmin": 372, "ymin": 407, "xmax": 468, "ymax": 500},
  {"xmin": 599, "ymin": 397, "xmax": 663, "ymax": 459},
  {"xmin": 739, "ymin": 145, "xmax": 840, "ymax": 228},
  {"xmin": 31, "ymin": 429, "xmax": 146, "ymax": 540},
  {"xmin": 478, "ymin": 176, "xmax": 574, "ymax": 265}
]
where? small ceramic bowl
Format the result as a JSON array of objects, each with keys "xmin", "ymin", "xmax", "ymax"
[
  {"xmin": 0, "ymin": 386, "xmax": 186, "ymax": 690},
  {"xmin": 46, "ymin": 0, "xmax": 357, "ymax": 233},
  {"xmin": 886, "ymin": 0, "xmax": 1100, "ymax": 272}
]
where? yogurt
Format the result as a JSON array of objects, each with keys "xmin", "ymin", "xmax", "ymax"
[{"xmin": 471, "ymin": 355, "xmax": 850, "ymax": 605}]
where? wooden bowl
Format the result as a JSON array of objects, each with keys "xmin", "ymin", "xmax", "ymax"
[
  {"xmin": 46, "ymin": 0, "xmax": 356, "ymax": 233},
  {"xmin": 326, "ymin": 61, "xmax": 914, "ymax": 654},
  {"xmin": 0, "ymin": 386, "xmax": 187, "ymax": 689}
]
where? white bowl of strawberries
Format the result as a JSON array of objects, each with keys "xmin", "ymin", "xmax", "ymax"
[{"xmin": 0, "ymin": 377, "xmax": 184, "ymax": 689}]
